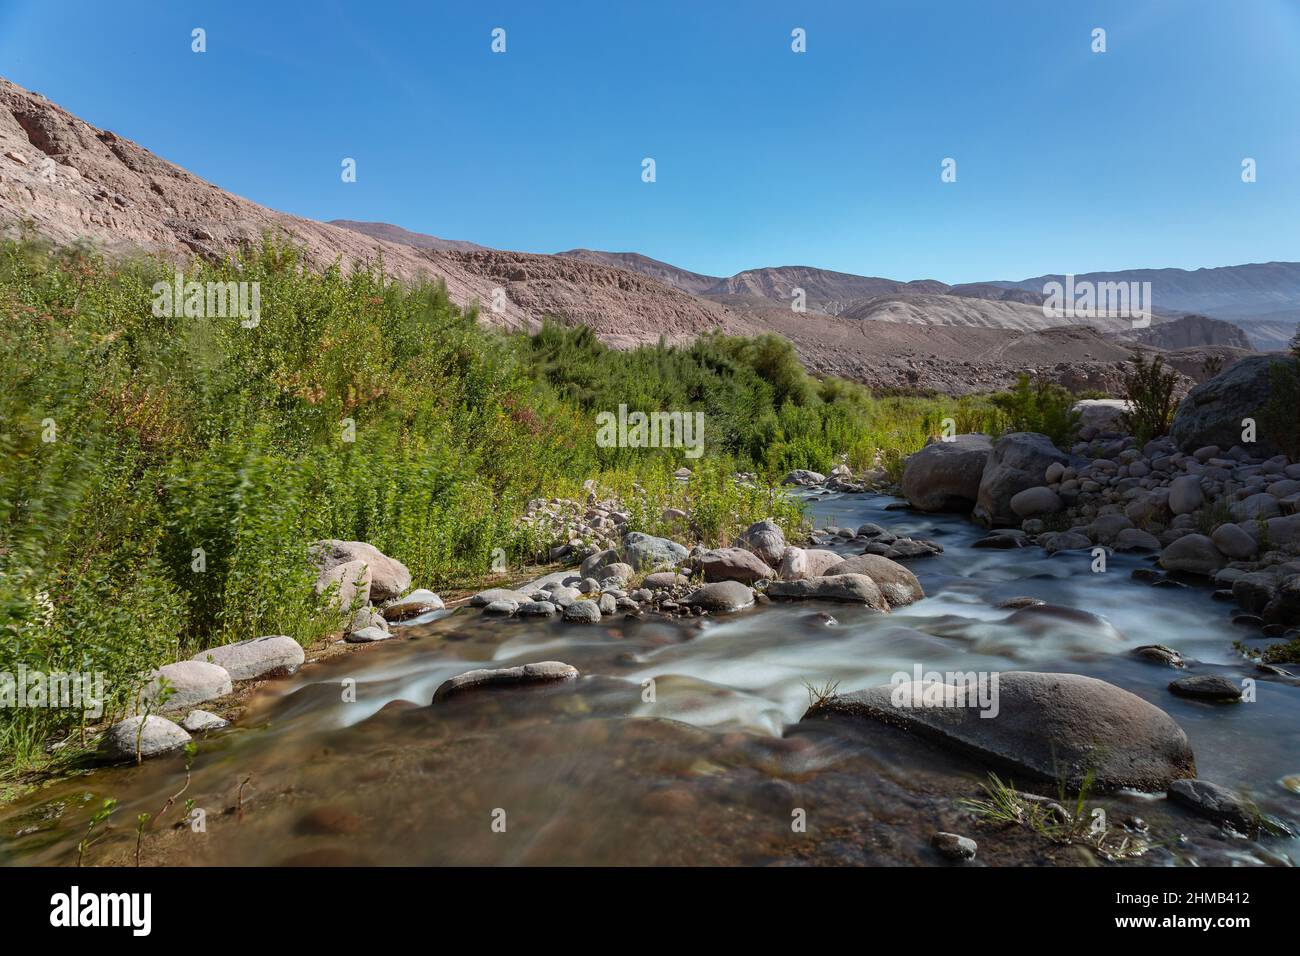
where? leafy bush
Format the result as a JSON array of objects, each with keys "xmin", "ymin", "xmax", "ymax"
[
  {"xmin": 1119, "ymin": 353, "xmax": 1179, "ymax": 444},
  {"xmin": 990, "ymin": 374, "xmax": 1080, "ymax": 447}
]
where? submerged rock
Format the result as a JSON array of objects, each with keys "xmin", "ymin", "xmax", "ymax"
[
  {"xmin": 1167, "ymin": 778, "xmax": 1260, "ymax": 833},
  {"xmin": 382, "ymin": 588, "xmax": 445, "ymax": 621},
  {"xmin": 801, "ymin": 671, "xmax": 1196, "ymax": 791},
  {"xmin": 432, "ymin": 661, "xmax": 579, "ymax": 703},
  {"xmin": 931, "ymin": 831, "xmax": 978, "ymax": 861},
  {"xmin": 683, "ymin": 581, "xmax": 754, "ymax": 613},
  {"xmin": 181, "ymin": 709, "xmax": 229, "ymax": 732},
  {"xmin": 1132, "ymin": 644, "xmax": 1185, "ymax": 668},
  {"xmin": 1168, "ymin": 674, "xmax": 1243, "ymax": 702}
]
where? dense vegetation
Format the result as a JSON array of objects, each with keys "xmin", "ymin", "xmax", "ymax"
[{"xmin": 0, "ymin": 236, "xmax": 1012, "ymax": 770}]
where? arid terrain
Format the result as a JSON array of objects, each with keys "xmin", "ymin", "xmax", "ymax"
[{"xmin": 0, "ymin": 74, "xmax": 1289, "ymax": 394}]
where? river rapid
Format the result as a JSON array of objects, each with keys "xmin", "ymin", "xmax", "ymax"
[{"xmin": 3, "ymin": 491, "xmax": 1297, "ymax": 866}]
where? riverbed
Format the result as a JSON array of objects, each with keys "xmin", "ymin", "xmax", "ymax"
[{"xmin": 3, "ymin": 492, "xmax": 1297, "ymax": 866}]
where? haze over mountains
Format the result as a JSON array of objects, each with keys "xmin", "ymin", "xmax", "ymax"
[{"xmin": 0, "ymin": 74, "xmax": 1292, "ymax": 395}]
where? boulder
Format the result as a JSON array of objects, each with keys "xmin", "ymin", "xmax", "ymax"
[
  {"xmin": 432, "ymin": 661, "xmax": 579, "ymax": 703},
  {"xmin": 782, "ymin": 469, "xmax": 826, "ymax": 486},
  {"xmin": 1169, "ymin": 674, "xmax": 1242, "ymax": 702},
  {"xmin": 1114, "ymin": 527, "xmax": 1161, "ymax": 551},
  {"xmin": 180, "ymin": 710, "xmax": 229, "ymax": 733},
  {"xmin": 191, "ymin": 635, "xmax": 305, "ymax": 681},
  {"xmin": 766, "ymin": 573, "xmax": 889, "ymax": 609},
  {"xmin": 1167, "ymin": 475, "xmax": 1205, "ymax": 516},
  {"xmin": 310, "ymin": 540, "xmax": 410, "ymax": 601},
  {"xmin": 562, "ymin": 600, "xmax": 602, "ymax": 623},
  {"xmin": 469, "ymin": 588, "xmax": 533, "ymax": 607},
  {"xmin": 698, "ymin": 547, "xmax": 775, "ymax": 584},
  {"xmin": 1211, "ymin": 523, "xmax": 1258, "ymax": 560},
  {"xmin": 620, "ymin": 532, "xmax": 688, "ymax": 572},
  {"xmin": 738, "ymin": 519, "xmax": 786, "ymax": 567},
  {"xmin": 1170, "ymin": 355, "xmax": 1283, "ymax": 455},
  {"xmin": 1072, "ymin": 399, "xmax": 1132, "ymax": 433},
  {"xmin": 802, "ymin": 671, "xmax": 1196, "ymax": 791},
  {"xmin": 1158, "ymin": 534, "xmax": 1226, "ymax": 576},
  {"xmin": 579, "ymin": 548, "xmax": 620, "ymax": 579},
  {"xmin": 820, "ymin": 554, "xmax": 923, "ymax": 607},
  {"xmin": 382, "ymin": 588, "xmax": 445, "ymax": 622},
  {"xmin": 975, "ymin": 433, "xmax": 1070, "ymax": 528},
  {"xmin": 313, "ymin": 559, "xmax": 372, "ymax": 611},
  {"xmin": 1009, "ymin": 486, "xmax": 1063, "ymax": 518},
  {"xmin": 100, "ymin": 715, "xmax": 191, "ymax": 762},
  {"xmin": 142, "ymin": 661, "xmax": 232, "ymax": 712},
  {"xmin": 901, "ymin": 433, "xmax": 992, "ymax": 512},
  {"xmin": 683, "ymin": 581, "xmax": 754, "ymax": 613},
  {"xmin": 643, "ymin": 571, "xmax": 690, "ymax": 589}
]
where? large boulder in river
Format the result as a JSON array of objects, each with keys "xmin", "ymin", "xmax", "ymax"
[
  {"xmin": 801, "ymin": 671, "xmax": 1195, "ymax": 791},
  {"xmin": 310, "ymin": 540, "xmax": 410, "ymax": 602},
  {"xmin": 698, "ymin": 547, "xmax": 774, "ymax": 584},
  {"xmin": 821, "ymin": 554, "xmax": 923, "ymax": 607},
  {"xmin": 1170, "ymin": 355, "xmax": 1282, "ymax": 455},
  {"xmin": 767, "ymin": 573, "xmax": 889, "ymax": 610},
  {"xmin": 620, "ymin": 532, "xmax": 688, "ymax": 572},
  {"xmin": 1158, "ymin": 533, "xmax": 1227, "ymax": 576},
  {"xmin": 737, "ymin": 519, "xmax": 786, "ymax": 566},
  {"xmin": 684, "ymin": 581, "xmax": 754, "ymax": 612},
  {"xmin": 901, "ymin": 434, "xmax": 992, "ymax": 513},
  {"xmin": 776, "ymin": 547, "xmax": 844, "ymax": 581},
  {"xmin": 100, "ymin": 715, "xmax": 192, "ymax": 763},
  {"xmin": 974, "ymin": 433, "xmax": 1070, "ymax": 528}
]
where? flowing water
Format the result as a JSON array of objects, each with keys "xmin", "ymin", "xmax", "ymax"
[{"xmin": 3, "ymin": 492, "xmax": 1298, "ymax": 866}]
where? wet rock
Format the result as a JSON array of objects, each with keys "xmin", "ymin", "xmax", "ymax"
[
  {"xmin": 698, "ymin": 547, "xmax": 775, "ymax": 584},
  {"xmin": 191, "ymin": 635, "xmax": 305, "ymax": 681},
  {"xmin": 517, "ymin": 600, "xmax": 557, "ymax": 617},
  {"xmin": 683, "ymin": 581, "xmax": 754, "ymax": 613},
  {"xmin": 1132, "ymin": 644, "xmax": 1185, "ymax": 667},
  {"xmin": 142, "ymin": 660, "xmax": 232, "ymax": 712},
  {"xmin": 975, "ymin": 432, "xmax": 1070, "ymax": 528},
  {"xmin": 972, "ymin": 530, "xmax": 1028, "ymax": 549},
  {"xmin": 310, "ymin": 540, "xmax": 410, "ymax": 601},
  {"xmin": 802, "ymin": 671, "xmax": 1196, "ymax": 791},
  {"xmin": 1043, "ymin": 531, "xmax": 1091, "ymax": 553},
  {"xmin": 931, "ymin": 831, "xmax": 978, "ymax": 861},
  {"xmin": 382, "ymin": 588, "xmax": 444, "ymax": 621},
  {"xmin": 180, "ymin": 709, "xmax": 229, "ymax": 732},
  {"xmin": 738, "ymin": 518, "xmax": 786, "ymax": 566},
  {"xmin": 562, "ymin": 600, "xmax": 602, "ymax": 623},
  {"xmin": 1130, "ymin": 568, "xmax": 1163, "ymax": 584},
  {"xmin": 1232, "ymin": 573, "xmax": 1277, "ymax": 614},
  {"xmin": 821, "ymin": 554, "xmax": 923, "ymax": 607},
  {"xmin": 1167, "ymin": 779, "xmax": 1259, "ymax": 834},
  {"xmin": 767, "ymin": 573, "xmax": 889, "ymax": 609},
  {"xmin": 432, "ymin": 661, "xmax": 580, "ymax": 703},
  {"xmin": 1169, "ymin": 674, "xmax": 1242, "ymax": 702},
  {"xmin": 469, "ymin": 588, "xmax": 533, "ymax": 607},
  {"xmin": 345, "ymin": 625, "xmax": 390, "ymax": 643},
  {"xmin": 901, "ymin": 433, "xmax": 992, "ymax": 512},
  {"xmin": 776, "ymin": 546, "xmax": 843, "ymax": 581},
  {"xmin": 482, "ymin": 599, "xmax": 518, "ymax": 616},
  {"xmin": 1158, "ymin": 534, "xmax": 1226, "ymax": 576},
  {"xmin": 782, "ymin": 469, "xmax": 826, "ymax": 486},
  {"xmin": 996, "ymin": 596, "xmax": 1045, "ymax": 609},
  {"xmin": 100, "ymin": 716, "xmax": 191, "ymax": 762}
]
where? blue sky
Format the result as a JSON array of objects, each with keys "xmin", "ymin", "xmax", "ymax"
[{"xmin": 1, "ymin": 0, "xmax": 1297, "ymax": 283}]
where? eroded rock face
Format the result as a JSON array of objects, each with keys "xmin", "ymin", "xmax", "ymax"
[
  {"xmin": 767, "ymin": 573, "xmax": 889, "ymax": 610},
  {"xmin": 901, "ymin": 434, "xmax": 993, "ymax": 513},
  {"xmin": 975, "ymin": 433, "xmax": 1070, "ymax": 528},
  {"xmin": 432, "ymin": 661, "xmax": 579, "ymax": 703},
  {"xmin": 1170, "ymin": 355, "xmax": 1282, "ymax": 455},
  {"xmin": 801, "ymin": 671, "xmax": 1196, "ymax": 791}
]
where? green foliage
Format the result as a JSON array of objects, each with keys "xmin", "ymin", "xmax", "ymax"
[
  {"xmin": 990, "ymin": 374, "xmax": 1080, "ymax": 447},
  {"xmin": 1119, "ymin": 352, "xmax": 1179, "ymax": 444},
  {"xmin": 1263, "ymin": 347, "xmax": 1300, "ymax": 460}
]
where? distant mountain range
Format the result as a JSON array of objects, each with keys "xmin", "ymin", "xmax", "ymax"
[{"xmin": 0, "ymin": 73, "xmax": 1285, "ymax": 394}]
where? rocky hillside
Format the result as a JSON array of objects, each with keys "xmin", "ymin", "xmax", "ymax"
[{"xmin": 1118, "ymin": 313, "xmax": 1254, "ymax": 350}]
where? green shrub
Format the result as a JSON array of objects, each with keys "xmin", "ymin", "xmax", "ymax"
[
  {"xmin": 1119, "ymin": 353, "xmax": 1179, "ymax": 444},
  {"xmin": 990, "ymin": 374, "xmax": 1080, "ymax": 447}
]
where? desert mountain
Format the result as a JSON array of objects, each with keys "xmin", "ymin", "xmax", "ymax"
[
  {"xmin": 1118, "ymin": 313, "xmax": 1254, "ymax": 350},
  {"xmin": 0, "ymin": 74, "xmax": 1274, "ymax": 395}
]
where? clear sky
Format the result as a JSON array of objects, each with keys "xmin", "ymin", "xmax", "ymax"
[{"xmin": 1, "ymin": 0, "xmax": 1297, "ymax": 283}]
